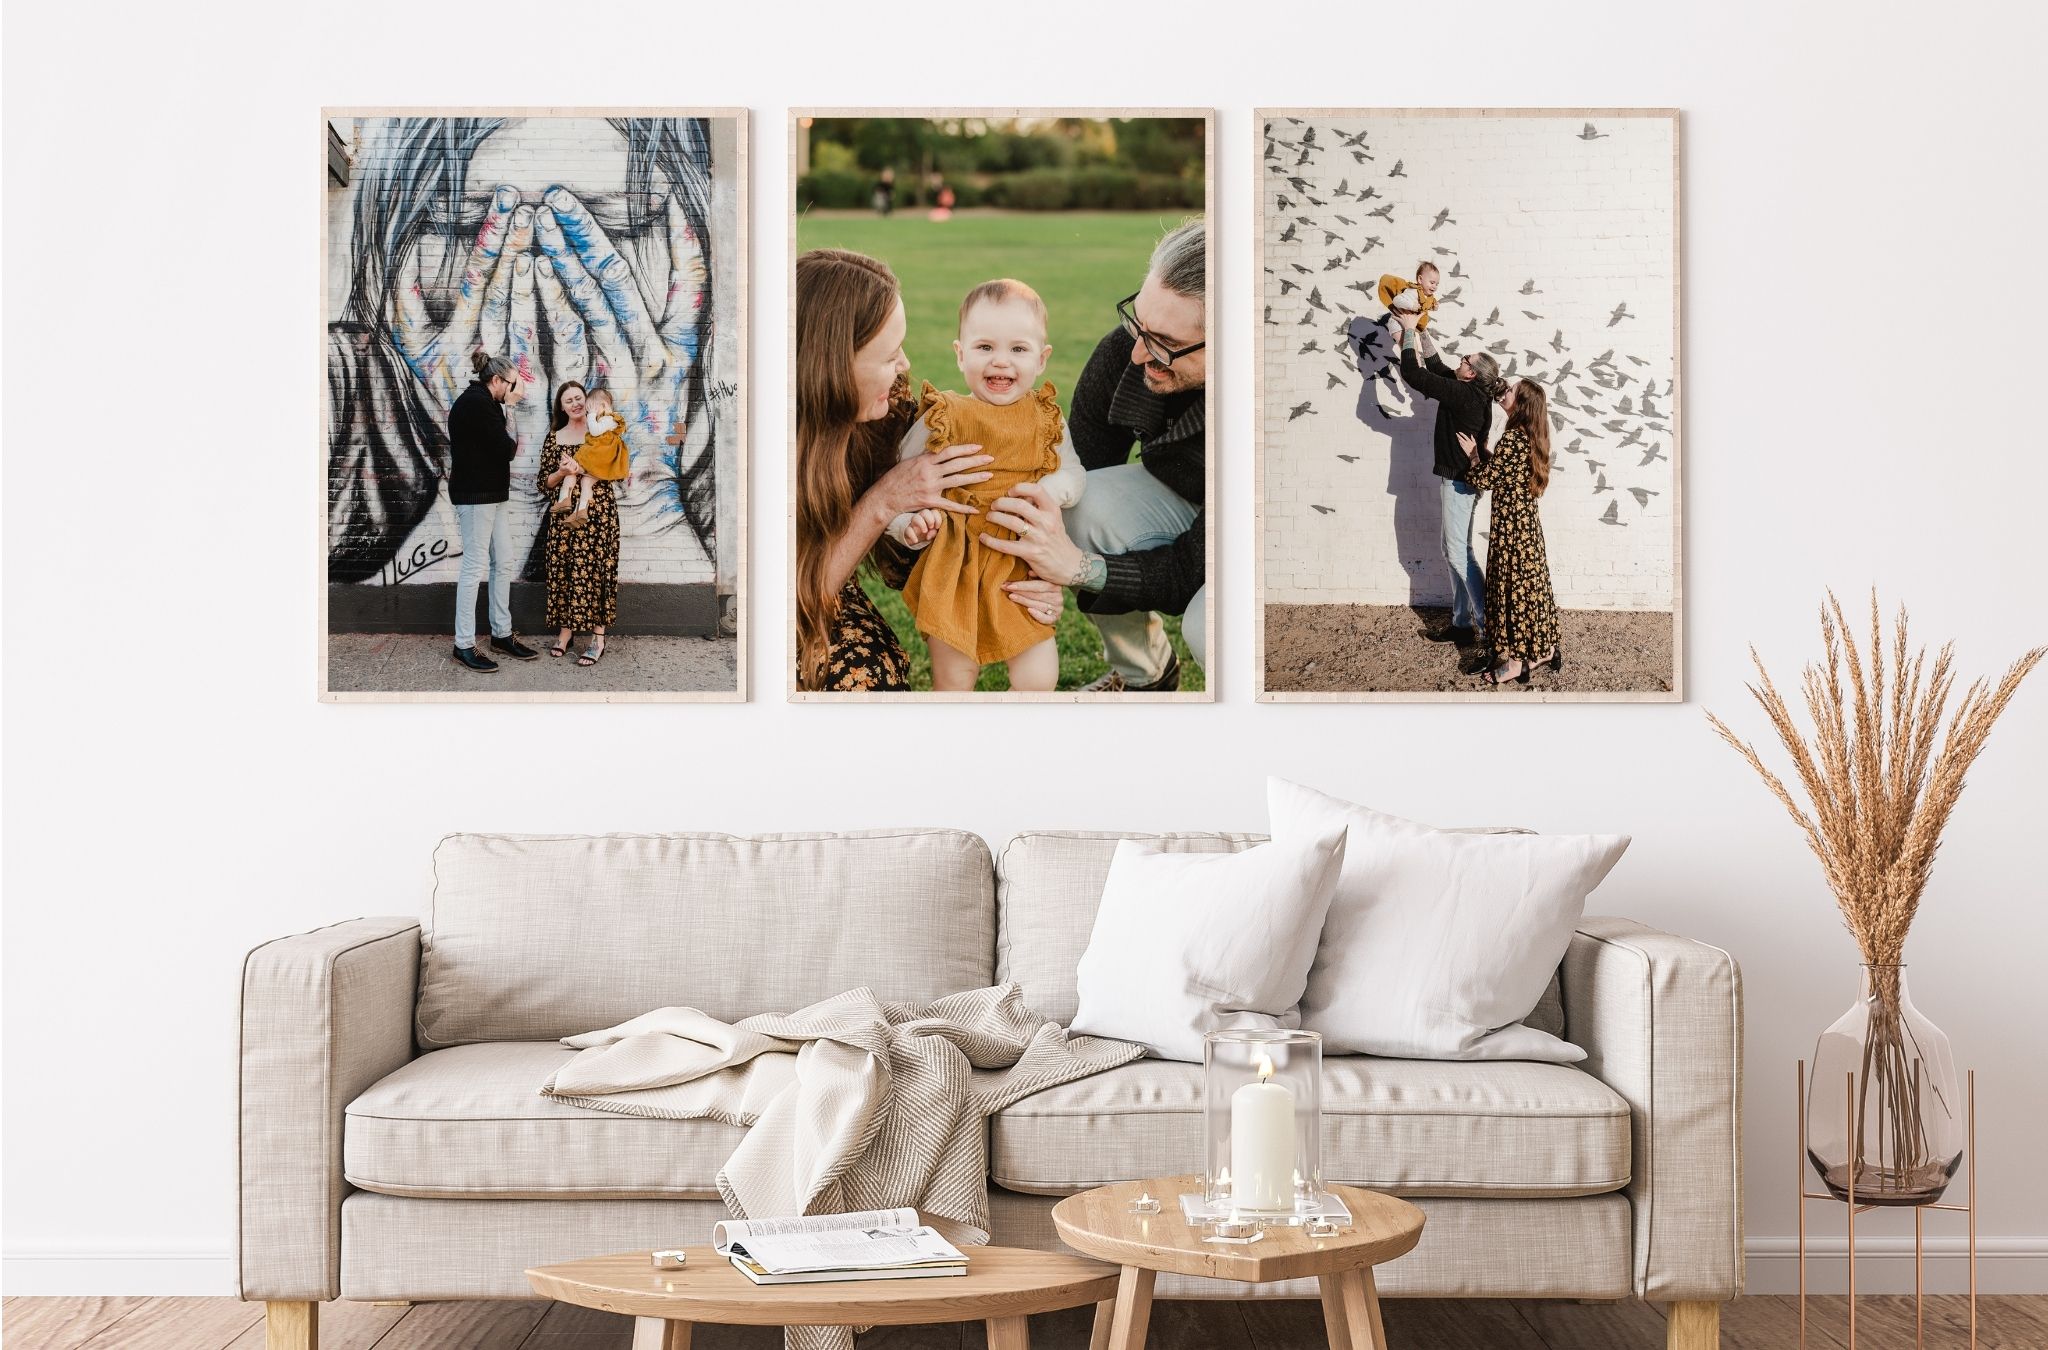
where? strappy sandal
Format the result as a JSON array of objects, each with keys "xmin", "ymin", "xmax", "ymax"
[
  {"xmin": 549, "ymin": 634, "xmax": 572, "ymax": 658},
  {"xmin": 577, "ymin": 638, "xmax": 606, "ymax": 667},
  {"xmin": 1483, "ymin": 658, "xmax": 1530, "ymax": 686}
]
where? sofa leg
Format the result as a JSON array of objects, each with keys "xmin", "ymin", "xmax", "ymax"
[
  {"xmin": 1665, "ymin": 1300, "xmax": 1719, "ymax": 1350},
  {"xmin": 265, "ymin": 1301, "xmax": 318, "ymax": 1350}
]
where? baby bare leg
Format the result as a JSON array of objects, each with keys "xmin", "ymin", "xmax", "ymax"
[
  {"xmin": 1006, "ymin": 638, "xmax": 1059, "ymax": 692},
  {"xmin": 552, "ymin": 473, "xmax": 577, "ymax": 512},
  {"xmin": 926, "ymin": 636, "xmax": 982, "ymax": 692}
]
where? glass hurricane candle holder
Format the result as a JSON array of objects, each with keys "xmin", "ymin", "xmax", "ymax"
[{"xmin": 1204, "ymin": 1028, "xmax": 1323, "ymax": 1218}]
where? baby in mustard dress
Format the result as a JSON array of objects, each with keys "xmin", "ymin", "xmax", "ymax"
[
  {"xmin": 885, "ymin": 279, "xmax": 1085, "ymax": 691},
  {"xmin": 551, "ymin": 388, "xmax": 631, "ymax": 527}
]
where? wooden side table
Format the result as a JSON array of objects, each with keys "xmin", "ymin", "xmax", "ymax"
[
  {"xmin": 527, "ymin": 1245, "xmax": 1119, "ymax": 1350},
  {"xmin": 1051, "ymin": 1175, "xmax": 1425, "ymax": 1350}
]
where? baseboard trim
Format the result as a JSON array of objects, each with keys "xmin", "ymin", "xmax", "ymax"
[
  {"xmin": 8, "ymin": 1238, "xmax": 2047, "ymax": 1298},
  {"xmin": 3, "ymin": 1248, "xmax": 236, "ymax": 1296},
  {"xmin": 1745, "ymin": 1236, "xmax": 2048, "ymax": 1295}
]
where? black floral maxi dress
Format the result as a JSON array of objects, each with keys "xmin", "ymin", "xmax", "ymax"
[
  {"xmin": 539, "ymin": 432, "xmax": 621, "ymax": 631},
  {"xmin": 1468, "ymin": 427, "xmax": 1561, "ymax": 662},
  {"xmin": 811, "ymin": 392, "xmax": 917, "ymax": 692}
]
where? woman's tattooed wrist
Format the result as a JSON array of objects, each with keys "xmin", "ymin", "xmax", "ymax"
[{"xmin": 1073, "ymin": 553, "xmax": 1108, "ymax": 591}]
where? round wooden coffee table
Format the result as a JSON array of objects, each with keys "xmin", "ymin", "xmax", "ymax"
[
  {"xmin": 1051, "ymin": 1175, "xmax": 1425, "ymax": 1350},
  {"xmin": 527, "ymin": 1245, "xmax": 1120, "ymax": 1349}
]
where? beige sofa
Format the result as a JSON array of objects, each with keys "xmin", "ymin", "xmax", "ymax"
[{"xmin": 237, "ymin": 830, "xmax": 1743, "ymax": 1349}]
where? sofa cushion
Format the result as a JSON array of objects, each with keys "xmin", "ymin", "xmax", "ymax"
[
  {"xmin": 345, "ymin": 1043, "xmax": 742, "ymax": 1199},
  {"xmin": 417, "ymin": 831, "xmax": 995, "ymax": 1046},
  {"xmin": 997, "ymin": 830, "xmax": 1566, "ymax": 1039},
  {"xmin": 988, "ymin": 1056, "xmax": 1629, "ymax": 1199}
]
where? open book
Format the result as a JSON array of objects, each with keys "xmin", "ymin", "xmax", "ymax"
[{"xmin": 710, "ymin": 1208, "xmax": 969, "ymax": 1285}]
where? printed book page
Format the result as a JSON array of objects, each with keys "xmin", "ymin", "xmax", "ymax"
[{"xmin": 712, "ymin": 1211, "xmax": 965, "ymax": 1275}]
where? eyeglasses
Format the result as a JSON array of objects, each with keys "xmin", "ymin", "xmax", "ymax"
[{"xmin": 1117, "ymin": 293, "xmax": 1205, "ymax": 369}]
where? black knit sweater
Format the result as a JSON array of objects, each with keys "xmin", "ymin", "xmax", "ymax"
[
  {"xmin": 1068, "ymin": 328, "xmax": 1206, "ymax": 615},
  {"xmin": 1399, "ymin": 345, "xmax": 1494, "ymax": 482},
  {"xmin": 447, "ymin": 380, "xmax": 517, "ymax": 504}
]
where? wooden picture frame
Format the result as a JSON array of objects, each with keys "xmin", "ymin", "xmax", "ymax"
[
  {"xmin": 786, "ymin": 108, "xmax": 1216, "ymax": 702},
  {"xmin": 318, "ymin": 106, "xmax": 749, "ymax": 703},
  {"xmin": 1253, "ymin": 108, "xmax": 1683, "ymax": 703}
]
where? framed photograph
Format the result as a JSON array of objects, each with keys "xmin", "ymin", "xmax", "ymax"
[
  {"xmin": 320, "ymin": 108, "xmax": 747, "ymax": 702},
  {"xmin": 788, "ymin": 109, "xmax": 1214, "ymax": 701},
  {"xmin": 1255, "ymin": 109, "xmax": 1682, "ymax": 702}
]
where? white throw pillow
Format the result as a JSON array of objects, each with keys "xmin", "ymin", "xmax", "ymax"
[
  {"xmin": 1270, "ymin": 778, "xmax": 1628, "ymax": 1062},
  {"xmin": 1069, "ymin": 825, "xmax": 1350, "ymax": 1062}
]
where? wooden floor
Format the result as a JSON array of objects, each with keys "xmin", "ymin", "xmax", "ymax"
[{"xmin": 5, "ymin": 1295, "xmax": 2045, "ymax": 1350}]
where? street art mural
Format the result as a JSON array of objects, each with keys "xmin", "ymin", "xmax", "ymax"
[{"xmin": 324, "ymin": 114, "xmax": 739, "ymax": 618}]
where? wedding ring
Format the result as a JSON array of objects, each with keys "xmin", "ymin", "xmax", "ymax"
[{"xmin": 1017, "ymin": 523, "xmax": 1033, "ymax": 539}]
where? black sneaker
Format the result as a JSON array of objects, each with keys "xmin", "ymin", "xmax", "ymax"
[
  {"xmin": 1424, "ymin": 624, "xmax": 1479, "ymax": 646},
  {"xmin": 490, "ymin": 633, "xmax": 540, "ymax": 662},
  {"xmin": 452, "ymin": 644, "xmax": 500, "ymax": 673}
]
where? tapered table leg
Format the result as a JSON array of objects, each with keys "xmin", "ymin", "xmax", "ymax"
[
  {"xmin": 1318, "ymin": 1272, "xmax": 1354, "ymax": 1350},
  {"xmin": 1336, "ymin": 1268, "xmax": 1388, "ymax": 1350},
  {"xmin": 632, "ymin": 1316, "xmax": 691, "ymax": 1350},
  {"xmin": 1088, "ymin": 1298, "xmax": 1116, "ymax": 1350},
  {"xmin": 1104, "ymin": 1266, "xmax": 1156, "ymax": 1350},
  {"xmin": 987, "ymin": 1314, "xmax": 1031, "ymax": 1350}
]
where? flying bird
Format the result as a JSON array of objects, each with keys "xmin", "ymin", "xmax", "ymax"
[
  {"xmin": 1263, "ymin": 305, "xmax": 1275, "ymax": 326},
  {"xmin": 1279, "ymin": 279, "xmax": 1299, "ymax": 295},
  {"xmin": 1618, "ymin": 426, "xmax": 1645, "ymax": 448},
  {"xmin": 1307, "ymin": 286, "xmax": 1330, "ymax": 312},
  {"xmin": 1628, "ymin": 355, "xmax": 1650, "ymax": 367},
  {"xmin": 1333, "ymin": 182, "xmax": 1350, "ymax": 200},
  {"xmin": 1335, "ymin": 213, "xmax": 1358, "ymax": 225},
  {"xmin": 1327, "ymin": 372, "xmax": 1347, "ymax": 389},
  {"xmin": 1524, "ymin": 349, "xmax": 1548, "ymax": 366},
  {"xmin": 1599, "ymin": 500, "xmax": 1625, "ymax": 525},
  {"xmin": 1287, "ymin": 177, "xmax": 1313, "ymax": 194},
  {"xmin": 1593, "ymin": 349, "xmax": 1615, "ymax": 366},
  {"xmin": 1291, "ymin": 263, "xmax": 1313, "ymax": 275},
  {"xmin": 1300, "ymin": 340, "xmax": 1323, "ymax": 354},
  {"xmin": 1438, "ymin": 285, "xmax": 1462, "ymax": 305},
  {"xmin": 1608, "ymin": 302, "xmax": 1634, "ymax": 327},
  {"xmin": 1484, "ymin": 307, "xmax": 1502, "ymax": 326},
  {"xmin": 1279, "ymin": 222, "xmax": 1298, "ymax": 243},
  {"xmin": 1564, "ymin": 437, "xmax": 1585, "ymax": 455},
  {"xmin": 1487, "ymin": 339, "xmax": 1509, "ymax": 355},
  {"xmin": 1368, "ymin": 203, "xmax": 1395, "ymax": 220},
  {"xmin": 1550, "ymin": 329, "xmax": 1566, "ymax": 353},
  {"xmin": 1433, "ymin": 246, "xmax": 1457, "ymax": 257},
  {"xmin": 1593, "ymin": 471, "xmax": 1613, "ymax": 494},
  {"xmin": 1520, "ymin": 280, "xmax": 1542, "ymax": 295},
  {"xmin": 1638, "ymin": 443, "xmax": 1667, "ymax": 466},
  {"xmin": 1352, "ymin": 150, "xmax": 1374, "ymax": 163},
  {"xmin": 1311, "ymin": 504, "xmax": 1335, "ymax": 514},
  {"xmin": 1579, "ymin": 123, "xmax": 1608, "ymax": 141},
  {"xmin": 1388, "ymin": 159, "xmax": 1407, "ymax": 177},
  {"xmin": 1628, "ymin": 487, "xmax": 1659, "ymax": 508},
  {"xmin": 1277, "ymin": 194, "xmax": 1295, "ymax": 211},
  {"xmin": 1289, "ymin": 403, "xmax": 1317, "ymax": 421},
  {"xmin": 1459, "ymin": 320, "xmax": 1480, "ymax": 338},
  {"xmin": 1337, "ymin": 453, "xmax": 1359, "ymax": 462},
  {"xmin": 1361, "ymin": 236, "xmax": 1383, "ymax": 252},
  {"xmin": 1522, "ymin": 310, "xmax": 1543, "ymax": 321},
  {"xmin": 1431, "ymin": 208, "xmax": 1455, "ymax": 231}
]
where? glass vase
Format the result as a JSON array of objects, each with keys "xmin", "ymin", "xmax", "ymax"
[
  {"xmin": 1806, "ymin": 964, "xmax": 1963, "ymax": 1206},
  {"xmin": 1203, "ymin": 1029, "xmax": 1323, "ymax": 1218}
]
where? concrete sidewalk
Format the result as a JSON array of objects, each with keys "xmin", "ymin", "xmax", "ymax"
[{"xmin": 327, "ymin": 632, "xmax": 738, "ymax": 697}]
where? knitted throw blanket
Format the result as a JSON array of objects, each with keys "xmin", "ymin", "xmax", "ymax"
[{"xmin": 543, "ymin": 984, "xmax": 1142, "ymax": 1350}]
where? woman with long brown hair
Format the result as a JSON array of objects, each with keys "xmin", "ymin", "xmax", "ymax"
[
  {"xmin": 794, "ymin": 249, "xmax": 994, "ymax": 690},
  {"xmin": 538, "ymin": 380, "xmax": 622, "ymax": 666},
  {"xmin": 1458, "ymin": 378, "xmax": 1562, "ymax": 685}
]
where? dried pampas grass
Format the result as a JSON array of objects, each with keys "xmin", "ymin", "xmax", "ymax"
[{"xmin": 1707, "ymin": 591, "xmax": 2043, "ymax": 964}]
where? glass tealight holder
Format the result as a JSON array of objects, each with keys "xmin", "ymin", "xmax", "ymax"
[{"xmin": 1204, "ymin": 1028, "xmax": 1324, "ymax": 1219}]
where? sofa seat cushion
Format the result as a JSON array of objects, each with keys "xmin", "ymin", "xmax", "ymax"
[
  {"xmin": 345, "ymin": 1043, "xmax": 743, "ymax": 1199},
  {"xmin": 989, "ymin": 1056, "xmax": 1629, "ymax": 1199}
]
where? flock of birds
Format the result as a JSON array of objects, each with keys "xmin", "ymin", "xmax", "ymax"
[{"xmin": 1262, "ymin": 119, "xmax": 1671, "ymax": 531}]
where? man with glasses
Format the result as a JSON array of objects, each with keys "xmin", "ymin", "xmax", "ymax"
[
  {"xmin": 983, "ymin": 219, "xmax": 1209, "ymax": 692},
  {"xmin": 1395, "ymin": 308, "xmax": 1507, "ymax": 664}
]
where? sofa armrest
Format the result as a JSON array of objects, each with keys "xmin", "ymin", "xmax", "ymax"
[
  {"xmin": 1563, "ymin": 916, "xmax": 1743, "ymax": 1303},
  {"xmin": 238, "ymin": 917, "xmax": 420, "ymax": 1301}
]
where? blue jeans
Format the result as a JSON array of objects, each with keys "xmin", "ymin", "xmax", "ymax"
[
  {"xmin": 1439, "ymin": 478, "xmax": 1486, "ymax": 632},
  {"xmin": 1062, "ymin": 463, "xmax": 1199, "ymax": 683},
  {"xmin": 453, "ymin": 501, "xmax": 515, "ymax": 649}
]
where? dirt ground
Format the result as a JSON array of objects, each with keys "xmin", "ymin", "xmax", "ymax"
[{"xmin": 1264, "ymin": 604, "xmax": 1675, "ymax": 696}]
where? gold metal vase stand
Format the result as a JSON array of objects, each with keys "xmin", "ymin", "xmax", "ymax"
[{"xmin": 1796, "ymin": 1060, "xmax": 1978, "ymax": 1349}]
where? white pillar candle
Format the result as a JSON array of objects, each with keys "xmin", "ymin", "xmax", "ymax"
[{"xmin": 1229, "ymin": 1054, "xmax": 1295, "ymax": 1211}]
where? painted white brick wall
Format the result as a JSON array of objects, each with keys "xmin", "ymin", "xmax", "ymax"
[
  {"xmin": 1260, "ymin": 115, "xmax": 1676, "ymax": 611},
  {"xmin": 324, "ymin": 115, "xmax": 741, "ymax": 591}
]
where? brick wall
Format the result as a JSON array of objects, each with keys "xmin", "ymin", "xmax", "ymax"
[
  {"xmin": 1260, "ymin": 114, "xmax": 1677, "ymax": 611},
  {"xmin": 324, "ymin": 115, "xmax": 740, "ymax": 612}
]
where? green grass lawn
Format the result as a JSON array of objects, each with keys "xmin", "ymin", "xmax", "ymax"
[{"xmin": 801, "ymin": 209, "xmax": 1205, "ymax": 693}]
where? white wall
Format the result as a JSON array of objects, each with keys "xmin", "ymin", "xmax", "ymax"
[{"xmin": 4, "ymin": 0, "xmax": 2044, "ymax": 1300}]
